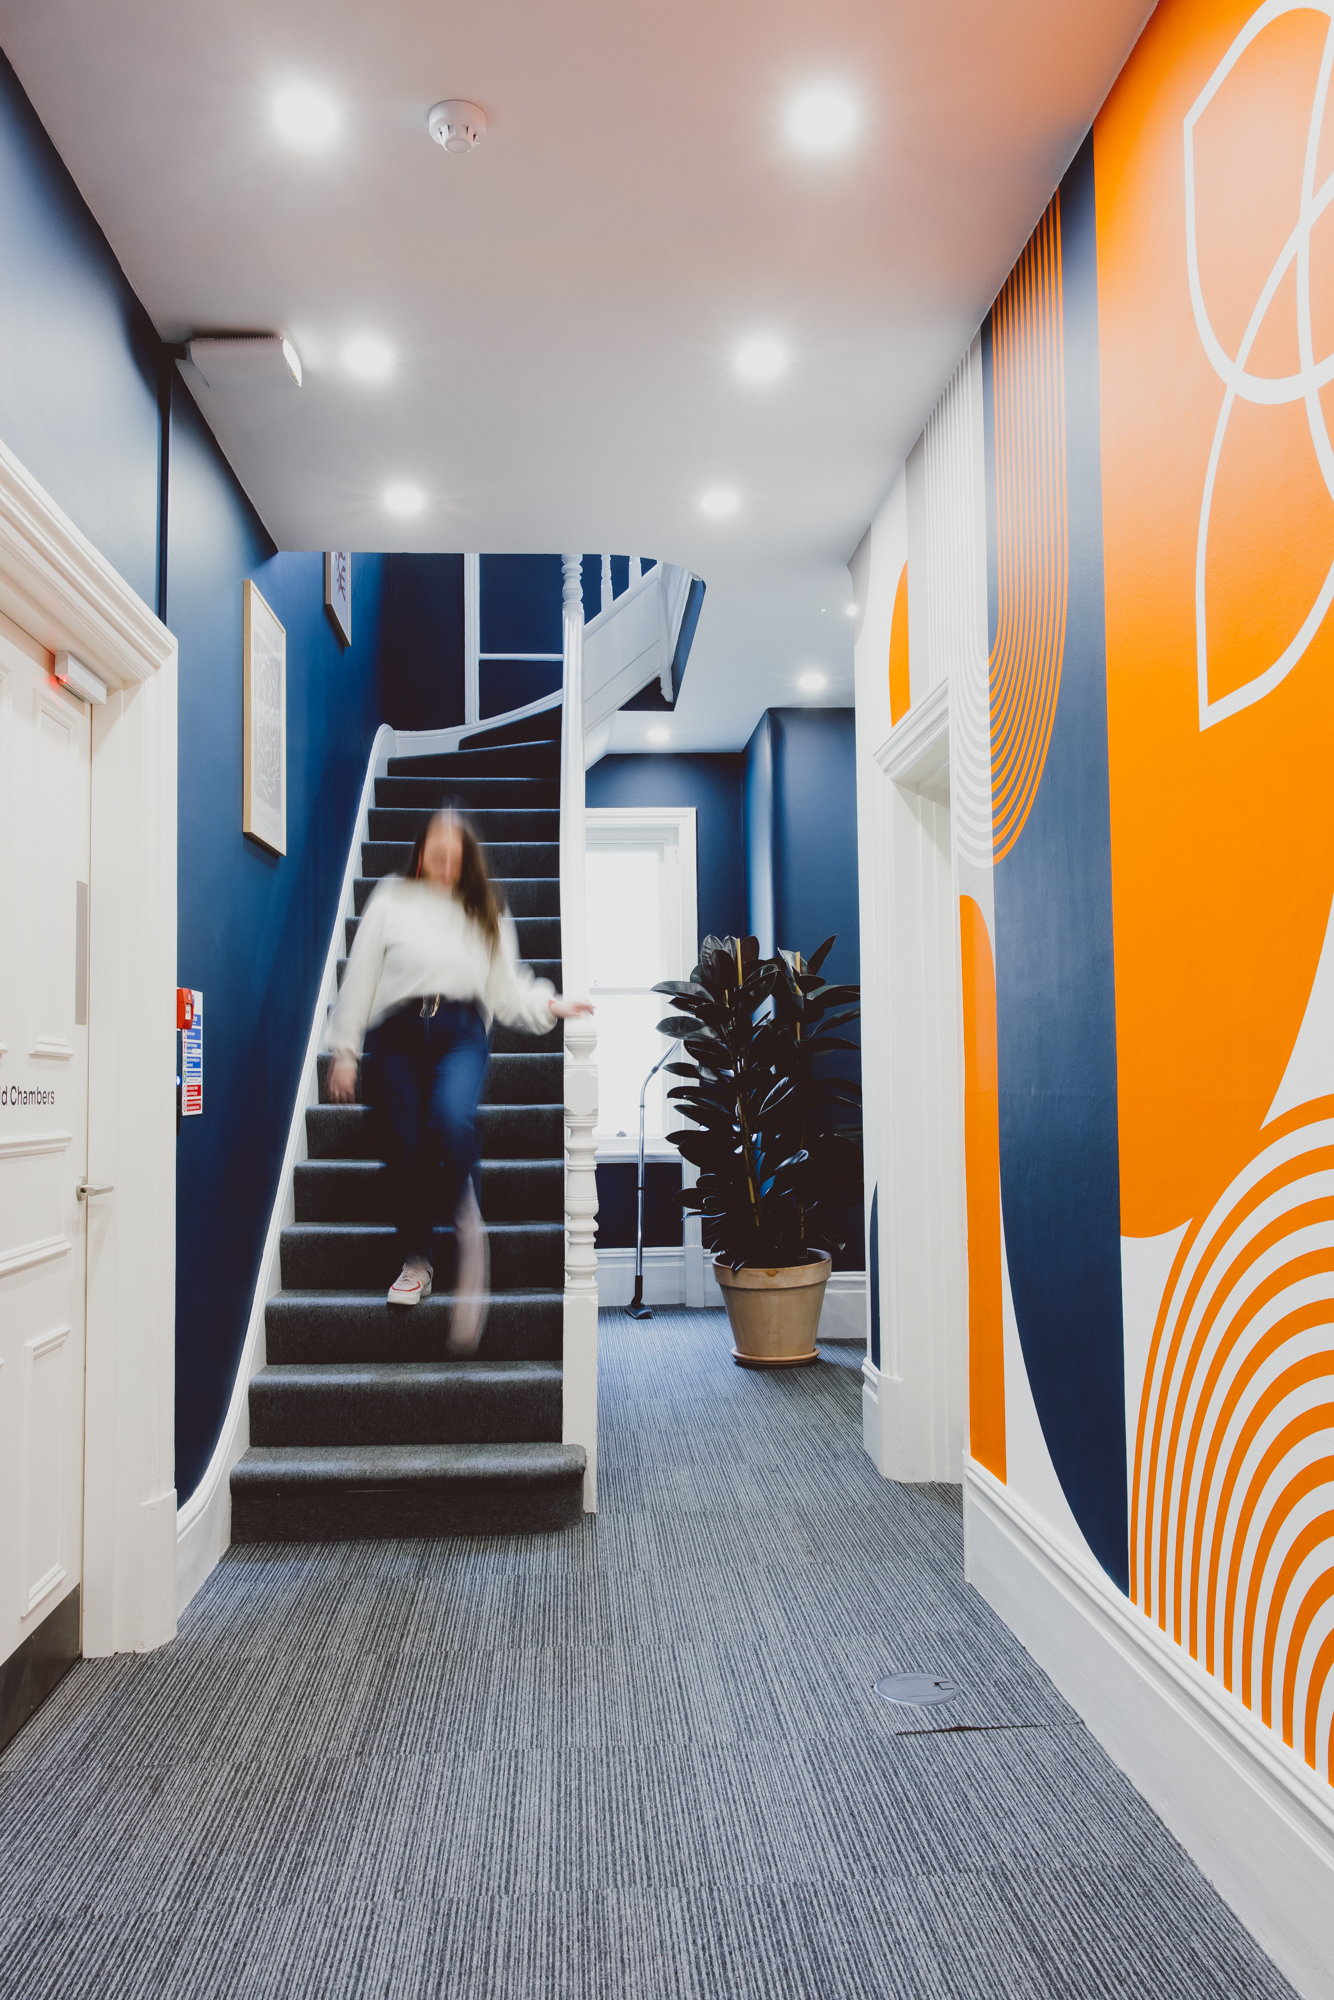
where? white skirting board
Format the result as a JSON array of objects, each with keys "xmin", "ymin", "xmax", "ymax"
[
  {"xmin": 597, "ymin": 1247, "xmax": 867, "ymax": 1340},
  {"xmin": 964, "ymin": 1457, "xmax": 1334, "ymax": 2000},
  {"xmin": 174, "ymin": 724, "xmax": 396, "ymax": 1618},
  {"xmin": 595, "ymin": 1246, "xmax": 686, "ymax": 1307}
]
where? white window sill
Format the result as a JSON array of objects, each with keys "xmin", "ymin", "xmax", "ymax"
[{"xmin": 592, "ymin": 1141, "xmax": 682, "ymax": 1165}]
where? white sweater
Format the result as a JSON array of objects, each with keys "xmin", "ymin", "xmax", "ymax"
[{"xmin": 326, "ymin": 876, "xmax": 556, "ymax": 1055}]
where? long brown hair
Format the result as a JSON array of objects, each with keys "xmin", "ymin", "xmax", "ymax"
[{"xmin": 406, "ymin": 811, "xmax": 503, "ymax": 949}]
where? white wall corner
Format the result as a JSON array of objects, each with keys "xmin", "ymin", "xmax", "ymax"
[{"xmin": 964, "ymin": 1456, "xmax": 1334, "ymax": 2000}]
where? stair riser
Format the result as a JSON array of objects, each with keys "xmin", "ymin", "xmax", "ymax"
[
  {"xmin": 359, "ymin": 856, "xmax": 559, "ymax": 915},
  {"xmin": 316, "ymin": 1051, "xmax": 562, "ymax": 1106},
  {"xmin": 368, "ymin": 808, "xmax": 560, "ymax": 844},
  {"xmin": 387, "ymin": 746, "xmax": 558, "ymax": 778},
  {"xmin": 345, "ymin": 907, "xmax": 558, "ymax": 960},
  {"xmin": 360, "ymin": 838, "xmax": 559, "ymax": 878},
  {"xmin": 306, "ymin": 1103, "xmax": 563, "ymax": 1161},
  {"xmin": 231, "ymin": 1473, "xmax": 583, "ymax": 1541},
  {"xmin": 374, "ymin": 778, "xmax": 560, "ymax": 809},
  {"xmin": 265, "ymin": 1293, "xmax": 563, "ymax": 1365},
  {"xmin": 279, "ymin": 1224, "xmax": 563, "ymax": 1291},
  {"xmin": 294, "ymin": 1160, "xmax": 562, "ymax": 1224},
  {"xmin": 249, "ymin": 1377, "xmax": 562, "ymax": 1448}
]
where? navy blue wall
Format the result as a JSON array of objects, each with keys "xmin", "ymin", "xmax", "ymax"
[
  {"xmin": 595, "ymin": 1163, "xmax": 684, "ymax": 1249},
  {"xmin": 743, "ymin": 707, "xmax": 863, "ymax": 1269},
  {"xmin": 383, "ymin": 555, "xmax": 464, "ymax": 730},
  {"xmin": 0, "ymin": 52, "xmax": 394, "ymax": 1502},
  {"xmin": 169, "ymin": 381, "xmax": 390, "ymax": 1499},
  {"xmin": 585, "ymin": 753, "xmax": 747, "ymax": 945},
  {"xmin": 0, "ymin": 52, "xmax": 160, "ymax": 608}
]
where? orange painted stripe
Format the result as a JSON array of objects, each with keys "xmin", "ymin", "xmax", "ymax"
[
  {"xmin": 1275, "ymin": 1534, "xmax": 1334, "ymax": 1744},
  {"xmin": 960, "ymin": 896, "xmax": 1005, "ymax": 1478},
  {"xmin": 888, "ymin": 565, "xmax": 910, "ymax": 725},
  {"xmin": 987, "ymin": 194, "xmax": 1067, "ymax": 863},
  {"xmin": 1166, "ymin": 1214, "xmax": 1334, "ymax": 1643},
  {"xmin": 1304, "ymin": 1624, "xmax": 1334, "ymax": 1777},
  {"xmin": 1131, "ymin": 1099, "xmax": 1334, "ymax": 1613},
  {"xmin": 1238, "ymin": 1447, "xmax": 1334, "ymax": 1704},
  {"xmin": 1144, "ymin": 1145, "xmax": 1334, "ymax": 1625}
]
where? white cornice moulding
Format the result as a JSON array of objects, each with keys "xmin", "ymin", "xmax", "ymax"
[
  {"xmin": 0, "ymin": 437, "xmax": 176, "ymax": 690},
  {"xmin": 965, "ymin": 1455, "xmax": 1334, "ymax": 2000},
  {"xmin": 875, "ymin": 678, "xmax": 950, "ymax": 798}
]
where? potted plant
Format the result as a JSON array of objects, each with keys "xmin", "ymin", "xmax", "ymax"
[{"xmin": 654, "ymin": 933, "xmax": 862, "ymax": 1367}]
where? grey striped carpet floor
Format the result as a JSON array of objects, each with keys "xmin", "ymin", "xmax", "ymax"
[{"xmin": 0, "ymin": 1311, "xmax": 1293, "ymax": 1999}]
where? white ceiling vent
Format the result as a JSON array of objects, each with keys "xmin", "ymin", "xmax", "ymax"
[
  {"xmin": 184, "ymin": 335, "xmax": 302, "ymax": 391},
  {"xmin": 428, "ymin": 100, "xmax": 486, "ymax": 154}
]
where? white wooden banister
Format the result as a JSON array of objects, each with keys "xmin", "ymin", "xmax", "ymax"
[{"xmin": 559, "ymin": 552, "xmax": 599, "ymax": 1510}]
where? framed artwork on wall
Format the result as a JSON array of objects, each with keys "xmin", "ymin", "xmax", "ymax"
[
  {"xmin": 325, "ymin": 550, "xmax": 352, "ymax": 646},
  {"xmin": 242, "ymin": 579, "xmax": 286, "ymax": 855}
]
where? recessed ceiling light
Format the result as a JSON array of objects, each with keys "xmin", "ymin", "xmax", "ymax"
[
  {"xmin": 798, "ymin": 670, "xmax": 827, "ymax": 693},
  {"xmin": 845, "ymin": 602, "xmax": 858, "ymax": 618},
  {"xmin": 734, "ymin": 334, "xmax": 789, "ymax": 386},
  {"xmin": 784, "ymin": 82, "xmax": 860, "ymax": 156},
  {"xmin": 383, "ymin": 483, "xmax": 425, "ymax": 517},
  {"xmin": 272, "ymin": 83, "xmax": 340, "ymax": 152},
  {"xmin": 700, "ymin": 486, "xmax": 739, "ymax": 519},
  {"xmin": 647, "ymin": 726, "xmax": 671, "ymax": 745},
  {"xmin": 344, "ymin": 336, "xmax": 395, "ymax": 383}
]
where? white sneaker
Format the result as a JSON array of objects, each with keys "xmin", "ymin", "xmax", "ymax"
[
  {"xmin": 387, "ymin": 1261, "xmax": 432, "ymax": 1308},
  {"xmin": 447, "ymin": 1187, "xmax": 490, "ymax": 1355}
]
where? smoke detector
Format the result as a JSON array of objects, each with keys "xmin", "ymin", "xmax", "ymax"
[{"xmin": 428, "ymin": 100, "xmax": 486, "ymax": 154}]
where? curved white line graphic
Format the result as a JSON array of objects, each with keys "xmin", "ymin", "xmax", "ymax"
[{"xmin": 1185, "ymin": 0, "xmax": 1334, "ymax": 728}]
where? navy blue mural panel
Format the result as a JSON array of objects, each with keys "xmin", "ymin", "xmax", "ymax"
[
  {"xmin": 383, "ymin": 555, "xmax": 464, "ymax": 730},
  {"xmin": 986, "ymin": 134, "xmax": 1128, "ymax": 1587},
  {"xmin": 0, "ymin": 53, "xmax": 161, "ymax": 607},
  {"xmin": 585, "ymin": 753, "xmax": 747, "ymax": 945},
  {"xmin": 169, "ymin": 379, "xmax": 389, "ymax": 1499}
]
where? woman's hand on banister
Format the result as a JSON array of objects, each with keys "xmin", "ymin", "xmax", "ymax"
[
  {"xmin": 328, "ymin": 1053, "xmax": 359, "ymax": 1103},
  {"xmin": 548, "ymin": 997, "xmax": 594, "ymax": 1019}
]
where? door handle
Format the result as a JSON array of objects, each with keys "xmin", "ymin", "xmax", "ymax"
[{"xmin": 76, "ymin": 1180, "xmax": 114, "ymax": 1200}]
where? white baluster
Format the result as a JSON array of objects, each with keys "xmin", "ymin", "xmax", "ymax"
[
  {"xmin": 629, "ymin": 556, "xmax": 642, "ymax": 586},
  {"xmin": 600, "ymin": 551, "xmax": 613, "ymax": 614},
  {"xmin": 560, "ymin": 552, "xmax": 598, "ymax": 1511}
]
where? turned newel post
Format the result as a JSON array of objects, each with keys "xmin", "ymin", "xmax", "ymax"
[{"xmin": 560, "ymin": 552, "xmax": 598, "ymax": 1509}]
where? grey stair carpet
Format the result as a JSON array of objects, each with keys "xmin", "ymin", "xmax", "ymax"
[
  {"xmin": 0, "ymin": 1311, "xmax": 1293, "ymax": 2000},
  {"xmin": 228, "ymin": 727, "xmax": 583, "ymax": 1542}
]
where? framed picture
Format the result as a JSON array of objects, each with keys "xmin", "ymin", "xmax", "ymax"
[
  {"xmin": 242, "ymin": 579, "xmax": 286, "ymax": 855},
  {"xmin": 325, "ymin": 550, "xmax": 352, "ymax": 646}
]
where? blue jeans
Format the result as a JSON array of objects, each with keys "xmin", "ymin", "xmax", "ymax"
[{"xmin": 363, "ymin": 1000, "xmax": 490, "ymax": 1266}]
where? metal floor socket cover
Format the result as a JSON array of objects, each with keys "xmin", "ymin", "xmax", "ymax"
[{"xmin": 874, "ymin": 1672, "xmax": 960, "ymax": 1708}]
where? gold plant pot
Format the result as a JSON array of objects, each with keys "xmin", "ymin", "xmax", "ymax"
[{"xmin": 713, "ymin": 1254, "xmax": 832, "ymax": 1368}]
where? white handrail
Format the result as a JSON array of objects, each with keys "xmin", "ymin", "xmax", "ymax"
[{"xmin": 559, "ymin": 552, "xmax": 599, "ymax": 1510}]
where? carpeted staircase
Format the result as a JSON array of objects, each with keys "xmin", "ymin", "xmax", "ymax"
[{"xmin": 231, "ymin": 705, "xmax": 587, "ymax": 1539}]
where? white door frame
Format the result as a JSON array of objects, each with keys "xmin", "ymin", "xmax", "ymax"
[
  {"xmin": 584, "ymin": 806, "xmax": 703, "ymax": 1302},
  {"xmin": 0, "ymin": 438, "xmax": 178, "ymax": 1656},
  {"xmin": 862, "ymin": 680, "xmax": 967, "ymax": 1480}
]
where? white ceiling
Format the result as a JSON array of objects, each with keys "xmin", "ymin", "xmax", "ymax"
[{"xmin": 0, "ymin": 0, "xmax": 1148, "ymax": 749}]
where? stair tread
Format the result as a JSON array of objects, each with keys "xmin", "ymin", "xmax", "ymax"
[
  {"xmin": 256, "ymin": 1359, "xmax": 561, "ymax": 1385},
  {"xmin": 233, "ymin": 1440, "xmax": 585, "ymax": 1483}
]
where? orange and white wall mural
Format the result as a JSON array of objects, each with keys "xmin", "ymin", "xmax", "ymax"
[{"xmin": 954, "ymin": 0, "xmax": 1334, "ymax": 1787}]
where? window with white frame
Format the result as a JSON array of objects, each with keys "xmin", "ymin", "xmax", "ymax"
[{"xmin": 585, "ymin": 809, "xmax": 698, "ymax": 1147}]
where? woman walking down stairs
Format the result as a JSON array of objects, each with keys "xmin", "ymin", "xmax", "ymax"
[{"xmin": 229, "ymin": 707, "xmax": 588, "ymax": 1540}]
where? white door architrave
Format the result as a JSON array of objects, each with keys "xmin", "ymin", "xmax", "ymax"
[{"xmin": 0, "ymin": 437, "xmax": 178, "ymax": 1657}]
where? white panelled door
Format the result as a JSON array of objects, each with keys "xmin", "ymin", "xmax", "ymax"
[{"xmin": 0, "ymin": 631, "xmax": 90, "ymax": 1671}]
